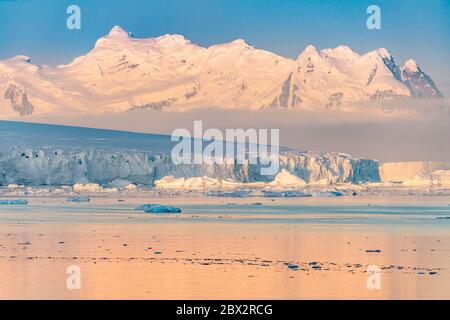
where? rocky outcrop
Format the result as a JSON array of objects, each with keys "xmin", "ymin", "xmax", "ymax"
[{"xmin": 4, "ymin": 84, "xmax": 34, "ymax": 115}]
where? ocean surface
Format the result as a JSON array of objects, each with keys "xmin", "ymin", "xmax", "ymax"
[{"xmin": 0, "ymin": 195, "xmax": 449, "ymax": 299}]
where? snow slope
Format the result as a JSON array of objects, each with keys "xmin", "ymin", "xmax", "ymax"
[
  {"xmin": 0, "ymin": 26, "xmax": 442, "ymax": 117},
  {"xmin": 0, "ymin": 120, "xmax": 380, "ymax": 186}
]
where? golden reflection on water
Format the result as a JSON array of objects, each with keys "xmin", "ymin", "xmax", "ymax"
[{"xmin": 0, "ymin": 220, "xmax": 449, "ymax": 299}]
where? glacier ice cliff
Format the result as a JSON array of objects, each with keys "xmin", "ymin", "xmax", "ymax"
[{"xmin": 0, "ymin": 147, "xmax": 380, "ymax": 186}]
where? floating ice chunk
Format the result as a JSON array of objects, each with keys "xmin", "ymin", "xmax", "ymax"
[
  {"xmin": 108, "ymin": 179, "xmax": 132, "ymax": 188},
  {"xmin": 155, "ymin": 175, "xmax": 220, "ymax": 190},
  {"xmin": 135, "ymin": 204, "xmax": 160, "ymax": 211},
  {"xmin": 73, "ymin": 183, "xmax": 103, "ymax": 192},
  {"xmin": 107, "ymin": 179, "xmax": 138, "ymax": 190},
  {"xmin": 146, "ymin": 206, "xmax": 181, "ymax": 213},
  {"xmin": 247, "ymin": 190, "xmax": 266, "ymax": 197},
  {"xmin": 124, "ymin": 184, "xmax": 138, "ymax": 190},
  {"xmin": 72, "ymin": 183, "xmax": 118, "ymax": 193},
  {"xmin": 267, "ymin": 169, "xmax": 306, "ymax": 188},
  {"xmin": 154, "ymin": 176, "xmax": 186, "ymax": 189},
  {"xmin": 0, "ymin": 199, "xmax": 28, "ymax": 205},
  {"xmin": 136, "ymin": 203, "xmax": 181, "ymax": 213},
  {"xmin": 67, "ymin": 196, "xmax": 90, "ymax": 203}
]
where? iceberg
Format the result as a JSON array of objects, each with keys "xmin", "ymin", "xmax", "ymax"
[
  {"xmin": 266, "ymin": 169, "xmax": 306, "ymax": 188},
  {"xmin": 135, "ymin": 204, "xmax": 160, "ymax": 211},
  {"xmin": 146, "ymin": 205, "xmax": 181, "ymax": 213},
  {"xmin": 135, "ymin": 204, "xmax": 181, "ymax": 213},
  {"xmin": 73, "ymin": 183, "xmax": 103, "ymax": 192},
  {"xmin": 155, "ymin": 175, "xmax": 221, "ymax": 190},
  {"xmin": 0, "ymin": 199, "xmax": 28, "ymax": 205},
  {"xmin": 67, "ymin": 196, "xmax": 90, "ymax": 203}
]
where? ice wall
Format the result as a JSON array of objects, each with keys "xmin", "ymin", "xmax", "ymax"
[{"xmin": 0, "ymin": 147, "xmax": 380, "ymax": 186}]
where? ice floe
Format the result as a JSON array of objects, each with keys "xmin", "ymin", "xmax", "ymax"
[
  {"xmin": 67, "ymin": 197, "xmax": 90, "ymax": 203},
  {"xmin": 135, "ymin": 204, "xmax": 181, "ymax": 213},
  {"xmin": 0, "ymin": 199, "xmax": 28, "ymax": 205}
]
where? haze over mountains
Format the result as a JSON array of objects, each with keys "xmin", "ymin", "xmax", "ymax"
[{"xmin": 0, "ymin": 26, "xmax": 443, "ymax": 117}]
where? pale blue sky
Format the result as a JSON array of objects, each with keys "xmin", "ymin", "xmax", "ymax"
[{"xmin": 0, "ymin": 0, "xmax": 449, "ymax": 95}]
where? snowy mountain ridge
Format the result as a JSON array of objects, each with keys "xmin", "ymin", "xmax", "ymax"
[{"xmin": 0, "ymin": 26, "xmax": 442, "ymax": 116}]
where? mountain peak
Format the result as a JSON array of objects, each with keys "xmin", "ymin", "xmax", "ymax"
[
  {"xmin": 93, "ymin": 26, "xmax": 134, "ymax": 48},
  {"xmin": 376, "ymin": 48, "xmax": 392, "ymax": 58},
  {"xmin": 331, "ymin": 45, "xmax": 359, "ymax": 57},
  {"xmin": 0, "ymin": 33, "xmax": 443, "ymax": 117},
  {"xmin": 304, "ymin": 44, "xmax": 319, "ymax": 54},
  {"xmin": 321, "ymin": 45, "xmax": 360, "ymax": 61},
  {"xmin": 297, "ymin": 45, "xmax": 320, "ymax": 60},
  {"xmin": 403, "ymin": 59, "xmax": 420, "ymax": 72},
  {"xmin": 154, "ymin": 34, "xmax": 190, "ymax": 46},
  {"xmin": 229, "ymin": 39, "xmax": 250, "ymax": 46},
  {"xmin": 10, "ymin": 55, "xmax": 32, "ymax": 63},
  {"xmin": 107, "ymin": 25, "xmax": 133, "ymax": 39}
]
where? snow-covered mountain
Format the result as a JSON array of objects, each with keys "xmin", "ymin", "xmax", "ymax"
[{"xmin": 0, "ymin": 26, "xmax": 442, "ymax": 117}]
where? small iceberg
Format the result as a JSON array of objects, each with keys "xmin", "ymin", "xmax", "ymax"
[
  {"xmin": 67, "ymin": 196, "xmax": 90, "ymax": 203},
  {"xmin": 146, "ymin": 205, "xmax": 181, "ymax": 213},
  {"xmin": 155, "ymin": 175, "xmax": 220, "ymax": 190},
  {"xmin": 135, "ymin": 204, "xmax": 159, "ymax": 211},
  {"xmin": 135, "ymin": 204, "xmax": 181, "ymax": 213},
  {"xmin": 73, "ymin": 183, "xmax": 103, "ymax": 192},
  {"xmin": 267, "ymin": 169, "xmax": 306, "ymax": 188},
  {"xmin": 0, "ymin": 199, "xmax": 28, "ymax": 205}
]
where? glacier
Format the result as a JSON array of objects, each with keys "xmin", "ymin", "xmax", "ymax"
[
  {"xmin": 3, "ymin": 121, "xmax": 449, "ymax": 194},
  {"xmin": 0, "ymin": 121, "xmax": 380, "ymax": 187},
  {"xmin": 0, "ymin": 147, "xmax": 380, "ymax": 187}
]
